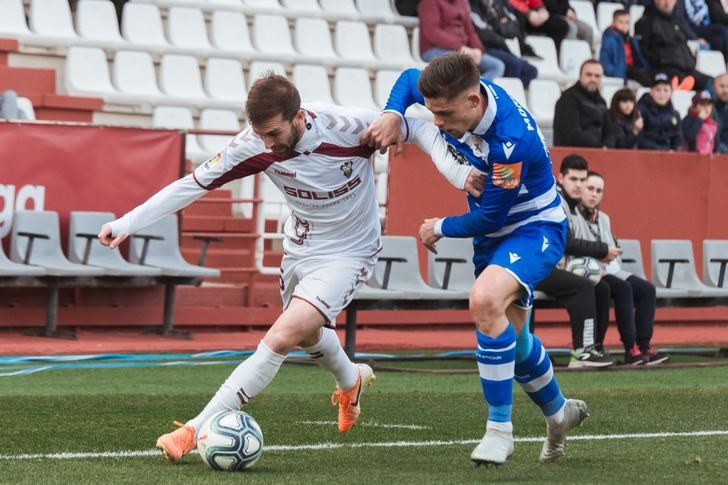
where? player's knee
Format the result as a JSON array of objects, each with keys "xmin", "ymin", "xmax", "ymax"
[
  {"xmin": 469, "ymin": 288, "xmax": 501, "ymax": 318},
  {"xmin": 262, "ymin": 332, "xmax": 295, "ymax": 355}
]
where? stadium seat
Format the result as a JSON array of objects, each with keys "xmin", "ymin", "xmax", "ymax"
[
  {"xmin": 0, "ymin": 237, "xmax": 45, "ymax": 275},
  {"xmin": 76, "ymin": 0, "xmax": 124, "ymax": 45},
  {"xmin": 696, "ymin": 50, "xmax": 726, "ymax": 78},
  {"xmin": 374, "ymin": 69, "xmax": 401, "ymax": 107},
  {"xmin": 703, "ymin": 240, "xmax": 728, "ymax": 288},
  {"xmin": 282, "ymin": 0, "xmax": 321, "ymax": 11},
  {"xmin": 152, "ymin": 106, "xmax": 208, "ymax": 163},
  {"xmin": 248, "ymin": 61, "xmax": 287, "ymax": 86},
  {"xmin": 320, "ymin": 0, "xmax": 358, "ymax": 15},
  {"xmin": 253, "ymin": 14, "xmax": 296, "ymax": 58},
  {"xmin": 65, "ymin": 46, "xmax": 117, "ymax": 96},
  {"xmin": 159, "ymin": 54, "xmax": 207, "ymax": 100},
  {"xmin": 494, "ymin": 77, "xmax": 526, "ymax": 106},
  {"xmin": 259, "ymin": 176, "xmax": 288, "ymax": 221},
  {"xmin": 0, "ymin": 0, "xmax": 30, "ymax": 36},
  {"xmin": 294, "ymin": 17, "xmax": 338, "ymax": 62},
  {"xmin": 427, "ymin": 238, "xmax": 475, "ymax": 291},
  {"xmin": 525, "ymin": 36, "xmax": 565, "ymax": 81},
  {"xmin": 205, "ymin": 57, "xmax": 247, "ymax": 103},
  {"xmin": 334, "ymin": 67, "xmax": 379, "ymax": 111},
  {"xmin": 412, "ymin": 27, "xmax": 424, "ymax": 63},
  {"xmin": 375, "ymin": 172, "xmax": 388, "ymax": 206},
  {"xmin": 210, "ymin": 11, "xmax": 255, "ymax": 54},
  {"xmin": 600, "ymin": 83, "xmax": 622, "ymax": 106},
  {"xmin": 559, "ymin": 39, "xmax": 592, "ymax": 79},
  {"xmin": 335, "ymin": 21, "xmax": 377, "ymax": 64},
  {"xmin": 209, "ymin": 0, "xmax": 240, "ymax": 5},
  {"xmin": 671, "ymin": 90, "xmax": 694, "ymax": 118},
  {"xmin": 504, "ymin": 37, "xmax": 521, "ymax": 57},
  {"xmin": 113, "ymin": 50, "xmax": 162, "ymax": 96},
  {"xmin": 620, "ymin": 239, "xmax": 691, "ymax": 298},
  {"xmin": 198, "ymin": 109, "xmax": 241, "ymax": 154},
  {"xmin": 527, "ymin": 78, "xmax": 560, "ymax": 127},
  {"xmin": 121, "ymin": 3, "xmax": 169, "ymax": 47},
  {"xmin": 293, "ymin": 64, "xmax": 335, "ymax": 104},
  {"xmin": 29, "ymin": 0, "xmax": 77, "ymax": 39},
  {"xmin": 356, "ymin": 0, "xmax": 395, "ymax": 18},
  {"xmin": 67, "ymin": 212, "xmax": 161, "ymax": 276},
  {"xmin": 245, "ymin": 0, "xmax": 282, "ymax": 9},
  {"xmin": 16, "ymin": 97, "xmax": 35, "ymax": 120},
  {"xmin": 128, "ymin": 215, "xmax": 220, "ymax": 278},
  {"xmin": 629, "ymin": 5, "xmax": 645, "ymax": 35},
  {"xmin": 651, "ymin": 240, "xmax": 728, "ymax": 296},
  {"xmin": 10, "ymin": 211, "xmax": 104, "ymax": 276},
  {"xmin": 374, "ymin": 24, "xmax": 415, "ymax": 65},
  {"xmin": 167, "ymin": 7, "xmax": 212, "ymax": 50},
  {"xmin": 570, "ymin": 0, "xmax": 599, "ymax": 44},
  {"xmin": 597, "ymin": 1, "xmax": 623, "ymax": 33}
]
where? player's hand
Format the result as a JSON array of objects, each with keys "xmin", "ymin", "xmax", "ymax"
[
  {"xmin": 602, "ymin": 246, "xmax": 623, "ymax": 263},
  {"xmin": 361, "ymin": 112, "xmax": 404, "ymax": 155},
  {"xmin": 418, "ymin": 218, "xmax": 442, "ymax": 254},
  {"xmin": 98, "ymin": 223, "xmax": 128, "ymax": 249},
  {"xmin": 464, "ymin": 169, "xmax": 485, "ymax": 197}
]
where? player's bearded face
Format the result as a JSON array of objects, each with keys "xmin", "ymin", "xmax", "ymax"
[
  {"xmin": 425, "ymin": 91, "xmax": 481, "ymax": 139},
  {"xmin": 253, "ymin": 111, "xmax": 304, "ymax": 155}
]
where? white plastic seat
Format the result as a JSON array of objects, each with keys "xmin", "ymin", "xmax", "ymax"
[
  {"xmin": 15, "ymin": 97, "xmax": 35, "ymax": 120},
  {"xmin": 293, "ymin": 64, "xmax": 334, "ymax": 104},
  {"xmin": 320, "ymin": 0, "xmax": 358, "ymax": 15},
  {"xmin": 570, "ymin": 0, "xmax": 598, "ymax": 43},
  {"xmin": 248, "ymin": 61, "xmax": 287, "ymax": 86},
  {"xmin": 427, "ymin": 238, "xmax": 475, "ymax": 291},
  {"xmin": 525, "ymin": 36, "xmax": 565, "ymax": 81},
  {"xmin": 696, "ymin": 50, "xmax": 726, "ymax": 78},
  {"xmin": 282, "ymin": 0, "xmax": 320, "ymax": 11},
  {"xmin": 198, "ymin": 109, "xmax": 241, "ymax": 154},
  {"xmin": 76, "ymin": 0, "xmax": 124, "ymax": 44},
  {"xmin": 629, "ymin": 5, "xmax": 645, "ymax": 35},
  {"xmin": 294, "ymin": 17, "xmax": 337, "ymax": 60},
  {"xmin": 68, "ymin": 211, "xmax": 161, "ymax": 276},
  {"xmin": 600, "ymin": 83, "xmax": 622, "ymax": 107},
  {"xmin": 121, "ymin": 3, "xmax": 168, "ymax": 47},
  {"xmin": 559, "ymin": 39, "xmax": 593, "ymax": 80},
  {"xmin": 504, "ymin": 37, "xmax": 521, "ymax": 57},
  {"xmin": 10, "ymin": 211, "xmax": 104, "ymax": 276},
  {"xmin": 335, "ymin": 20, "xmax": 377, "ymax": 63},
  {"xmin": 494, "ymin": 77, "xmax": 526, "ymax": 106},
  {"xmin": 167, "ymin": 6, "xmax": 212, "ymax": 50},
  {"xmin": 210, "ymin": 11, "xmax": 255, "ymax": 54},
  {"xmin": 671, "ymin": 90, "xmax": 695, "ymax": 118},
  {"xmin": 245, "ymin": 0, "xmax": 281, "ymax": 8},
  {"xmin": 375, "ymin": 69, "xmax": 401, "ymax": 107},
  {"xmin": 703, "ymin": 240, "xmax": 728, "ymax": 288},
  {"xmin": 651, "ymin": 240, "xmax": 728, "ymax": 296},
  {"xmin": 259, "ymin": 176, "xmax": 288, "ymax": 221},
  {"xmin": 0, "ymin": 239, "xmax": 45, "ymax": 276},
  {"xmin": 205, "ymin": 57, "xmax": 247, "ymax": 103},
  {"xmin": 597, "ymin": 2, "xmax": 623, "ymax": 33},
  {"xmin": 375, "ymin": 172, "xmax": 388, "ymax": 206},
  {"xmin": 527, "ymin": 78, "xmax": 560, "ymax": 127},
  {"xmin": 0, "ymin": 0, "xmax": 30, "ymax": 36},
  {"xmin": 374, "ymin": 24, "xmax": 414, "ymax": 64},
  {"xmin": 334, "ymin": 67, "xmax": 378, "ymax": 111},
  {"xmin": 29, "ymin": 0, "xmax": 77, "ymax": 39},
  {"xmin": 253, "ymin": 14, "xmax": 296, "ymax": 57},
  {"xmin": 412, "ymin": 26, "xmax": 423, "ymax": 63},
  {"xmin": 113, "ymin": 50, "xmax": 162, "ymax": 96},
  {"xmin": 160, "ymin": 54, "xmax": 207, "ymax": 100},
  {"xmin": 65, "ymin": 46, "xmax": 117, "ymax": 96},
  {"xmin": 620, "ymin": 239, "xmax": 689, "ymax": 298},
  {"xmin": 356, "ymin": 0, "xmax": 395, "ymax": 17},
  {"xmin": 152, "ymin": 106, "xmax": 208, "ymax": 163}
]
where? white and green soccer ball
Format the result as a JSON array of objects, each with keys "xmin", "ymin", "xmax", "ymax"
[
  {"xmin": 197, "ymin": 410, "xmax": 263, "ymax": 472},
  {"xmin": 566, "ymin": 256, "xmax": 603, "ymax": 283}
]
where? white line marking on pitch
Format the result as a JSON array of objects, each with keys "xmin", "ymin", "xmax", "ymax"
[
  {"xmin": 2, "ymin": 430, "xmax": 727, "ymax": 460},
  {"xmin": 298, "ymin": 420, "xmax": 432, "ymax": 430}
]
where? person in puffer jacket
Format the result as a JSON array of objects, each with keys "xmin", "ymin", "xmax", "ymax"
[
  {"xmin": 682, "ymin": 89, "xmax": 719, "ymax": 153},
  {"xmin": 637, "ymin": 73, "xmax": 683, "ymax": 150}
]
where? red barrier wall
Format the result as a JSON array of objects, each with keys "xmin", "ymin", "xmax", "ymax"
[{"xmin": 0, "ymin": 121, "xmax": 183, "ymax": 248}]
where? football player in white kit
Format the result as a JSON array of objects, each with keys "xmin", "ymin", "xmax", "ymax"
[{"xmin": 97, "ymin": 74, "xmax": 483, "ymax": 463}]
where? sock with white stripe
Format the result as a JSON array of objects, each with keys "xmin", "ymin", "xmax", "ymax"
[
  {"xmin": 300, "ymin": 327, "xmax": 358, "ymax": 391},
  {"xmin": 186, "ymin": 341, "xmax": 286, "ymax": 433},
  {"xmin": 476, "ymin": 325, "xmax": 517, "ymax": 423},
  {"xmin": 514, "ymin": 328, "xmax": 565, "ymax": 418}
]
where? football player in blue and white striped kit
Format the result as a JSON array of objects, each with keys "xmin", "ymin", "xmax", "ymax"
[{"xmin": 363, "ymin": 54, "xmax": 589, "ymax": 467}]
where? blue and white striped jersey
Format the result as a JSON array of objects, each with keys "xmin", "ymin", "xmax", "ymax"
[{"xmin": 386, "ymin": 69, "xmax": 566, "ymax": 247}]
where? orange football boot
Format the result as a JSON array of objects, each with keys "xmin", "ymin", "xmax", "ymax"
[
  {"xmin": 331, "ymin": 364, "xmax": 376, "ymax": 432},
  {"xmin": 155, "ymin": 421, "xmax": 196, "ymax": 463}
]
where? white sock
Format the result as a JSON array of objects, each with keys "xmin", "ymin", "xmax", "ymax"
[
  {"xmin": 186, "ymin": 341, "xmax": 286, "ymax": 433},
  {"xmin": 486, "ymin": 420, "xmax": 513, "ymax": 434},
  {"xmin": 546, "ymin": 402, "xmax": 566, "ymax": 426},
  {"xmin": 300, "ymin": 327, "xmax": 358, "ymax": 390}
]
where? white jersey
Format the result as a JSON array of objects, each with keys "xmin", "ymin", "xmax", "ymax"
[{"xmin": 107, "ymin": 104, "xmax": 471, "ymax": 259}]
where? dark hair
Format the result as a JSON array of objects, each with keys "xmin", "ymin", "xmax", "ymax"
[
  {"xmin": 579, "ymin": 59, "xmax": 602, "ymax": 76},
  {"xmin": 613, "ymin": 9, "xmax": 629, "ymax": 21},
  {"xmin": 417, "ymin": 53, "xmax": 481, "ymax": 100},
  {"xmin": 609, "ymin": 88, "xmax": 638, "ymax": 120},
  {"xmin": 587, "ymin": 170, "xmax": 604, "ymax": 181},
  {"xmin": 245, "ymin": 73, "xmax": 301, "ymax": 126},
  {"xmin": 560, "ymin": 154, "xmax": 588, "ymax": 174}
]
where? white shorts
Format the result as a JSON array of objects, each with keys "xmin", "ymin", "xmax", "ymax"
[{"xmin": 279, "ymin": 253, "xmax": 377, "ymax": 327}]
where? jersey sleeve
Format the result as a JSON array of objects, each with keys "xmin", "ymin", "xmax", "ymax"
[{"xmin": 383, "ymin": 69, "xmax": 426, "ymax": 116}]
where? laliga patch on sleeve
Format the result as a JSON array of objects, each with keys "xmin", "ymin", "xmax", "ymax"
[
  {"xmin": 491, "ymin": 162, "xmax": 522, "ymax": 189},
  {"xmin": 202, "ymin": 152, "xmax": 222, "ymax": 171}
]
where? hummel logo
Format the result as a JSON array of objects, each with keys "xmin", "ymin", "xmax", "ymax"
[
  {"xmin": 503, "ymin": 141, "xmax": 515, "ymax": 159},
  {"xmin": 542, "ymin": 236, "xmax": 549, "ymax": 252},
  {"xmin": 509, "ymin": 252, "xmax": 521, "ymax": 264}
]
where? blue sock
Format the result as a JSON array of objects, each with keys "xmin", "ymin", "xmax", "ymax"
[
  {"xmin": 476, "ymin": 325, "xmax": 516, "ymax": 423},
  {"xmin": 514, "ymin": 328, "xmax": 565, "ymax": 417}
]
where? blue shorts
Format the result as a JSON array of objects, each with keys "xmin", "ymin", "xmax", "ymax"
[{"xmin": 472, "ymin": 221, "xmax": 567, "ymax": 309}]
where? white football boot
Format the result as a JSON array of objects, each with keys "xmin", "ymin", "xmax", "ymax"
[
  {"xmin": 539, "ymin": 399, "xmax": 590, "ymax": 463},
  {"xmin": 470, "ymin": 422, "xmax": 514, "ymax": 467}
]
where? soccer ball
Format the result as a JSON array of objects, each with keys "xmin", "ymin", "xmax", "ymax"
[
  {"xmin": 566, "ymin": 257, "xmax": 603, "ymax": 283},
  {"xmin": 197, "ymin": 410, "xmax": 264, "ymax": 471}
]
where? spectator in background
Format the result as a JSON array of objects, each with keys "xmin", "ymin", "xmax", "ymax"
[
  {"xmin": 418, "ymin": 0, "xmax": 505, "ymax": 79},
  {"xmin": 683, "ymin": 0, "xmax": 728, "ymax": 62},
  {"xmin": 553, "ymin": 59, "xmax": 616, "ymax": 147},
  {"xmin": 635, "ymin": 0, "xmax": 713, "ymax": 91},
  {"xmin": 711, "ymin": 72, "xmax": 728, "ymax": 151},
  {"xmin": 469, "ymin": 0, "xmax": 539, "ymax": 87},
  {"xmin": 600, "ymin": 9, "xmax": 651, "ymax": 86},
  {"xmin": 706, "ymin": 0, "xmax": 728, "ymax": 28},
  {"xmin": 508, "ymin": 0, "xmax": 570, "ymax": 50},
  {"xmin": 682, "ymin": 90, "xmax": 719, "ymax": 152},
  {"xmin": 579, "ymin": 171, "xmax": 670, "ymax": 365},
  {"xmin": 637, "ymin": 73, "xmax": 684, "ymax": 150},
  {"xmin": 543, "ymin": 0, "xmax": 594, "ymax": 45},
  {"xmin": 609, "ymin": 88, "xmax": 643, "ymax": 148},
  {"xmin": 0, "ymin": 90, "xmax": 27, "ymax": 120}
]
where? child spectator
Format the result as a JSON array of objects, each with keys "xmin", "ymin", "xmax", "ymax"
[
  {"xmin": 599, "ymin": 9, "xmax": 651, "ymax": 86},
  {"xmin": 637, "ymin": 73, "xmax": 683, "ymax": 150},
  {"xmin": 609, "ymin": 88, "xmax": 643, "ymax": 148},
  {"xmin": 682, "ymin": 90, "xmax": 719, "ymax": 153}
]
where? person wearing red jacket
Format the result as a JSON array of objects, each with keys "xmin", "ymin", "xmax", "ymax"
[{"xmin": 508, "ymin": 0, "xmax": 569, "ymax": 49}]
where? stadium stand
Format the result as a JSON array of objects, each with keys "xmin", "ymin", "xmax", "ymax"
[{"xmin": 704, "ymin": 241, "xmax": 728, "ymax": 289}]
